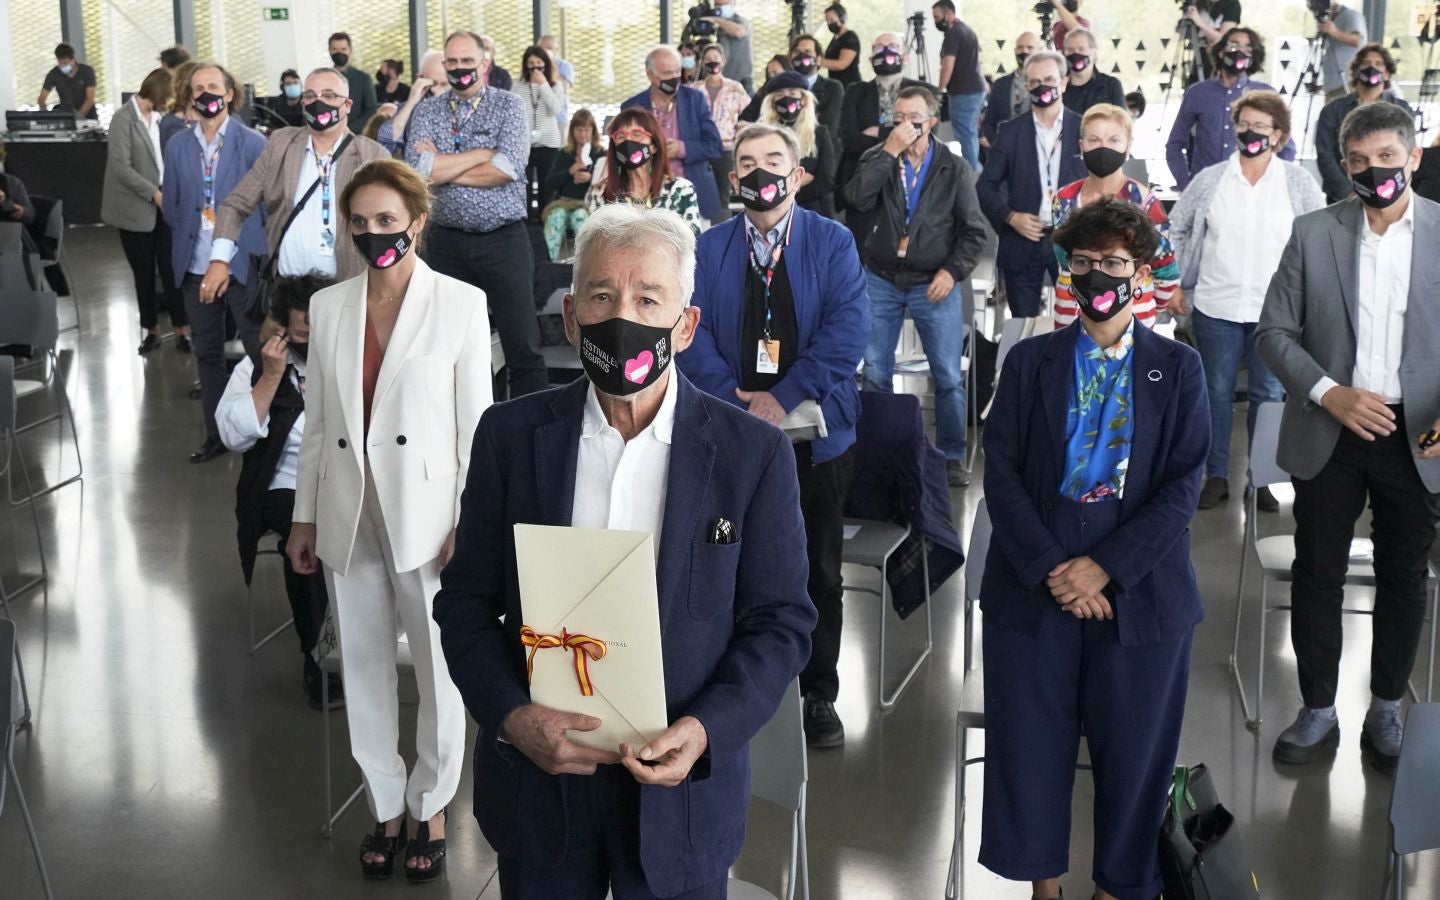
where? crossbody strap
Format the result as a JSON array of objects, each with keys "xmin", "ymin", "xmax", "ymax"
[{"xmin": 266, "ymin": 134, "xmax": 352, "ymax": 276}]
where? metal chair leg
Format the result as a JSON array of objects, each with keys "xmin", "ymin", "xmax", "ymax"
[
  {"xmin": 963, "ymin": 597, "xmax": 976, "ymax": 672},
  {"xmin": 878, "ymin": 546, "xmax": 933, "ymax": 710},
  {"xmin": 12, "ymin": 354, "xmax": 81, "ymax": 504},
  {"xmin": 5, "ymin": 740, "xmax": 55, "ymax": 899},
  {"xmin": 797, "ymin": 782, "xmax": 810, "ymax": 900},
  {"xmin": 319, "ymin": 661, "xmax": 364, "ymax": 837},
  {"xmin": 248, "ymin": 551, "xmax": 294, "ymax": 655},
  {"xmin": 1, "ymin": 428, "xmax": 47, "ymax": 603},
  {"xmin": 1229, "ymin": 500, "xmax": 1255, "ymax": 724},
  {"xmin": 1252, "ymin": 579, "xmax": 1269, "ymax": 731}
]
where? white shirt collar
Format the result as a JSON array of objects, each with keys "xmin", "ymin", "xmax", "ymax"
[
  {"xmin": 1033, "ymin": 110, "xmax": 1064, "ymax": 138},
  {"xmin": 743, "ymin": 204, "xmax": 795, "ymax": 255},
  {"xmin": 1225, "ymin": 152, "xmax": 1282, "ymax": 184},
  {"xmin": 1363, "ymin": 189, "xmax": 1417, "ymax": 239},
  {"xmin": 582, "ymin": 364, "xmax": 679, "ymax": 445}
]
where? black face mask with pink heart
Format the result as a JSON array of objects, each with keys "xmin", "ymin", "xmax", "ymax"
[
  {"xmin": 871, "ymin": 50, "xmax": 903, "ymax": 76},
  {"xmin": 194, "ymin": 91, "xmax": 226, "ymax": 119},
  {"xmin": 773, "ymin": 96, "xmax": 803, "ymax": 125},
  {"xmin": 304, "ymin": 99, "xmax": 343, "ymax": 131},
  {"xmin": 615, "ymin": 140, "xmax": 653, "ymax": 171},
  {"xmin": 1351, "ymin": 164, "xmax": 1409, "ymax": 210},
  {"xmin": 737, "ymin": 167, "xmax": 792, "ymax": 212},
  {"xmin": 577, "ymin": 314, "xmax": 680, "ymax": 397},
  {"xmin": 353, "ymin": 229, "xmax": 414, "ymax": 270},
  {"xmin": 1236, "ymin": 130, "xmax": 1270, "ymax": 158},
  {"xmin": 1070, "ymin": 268, "xmax": 1135, "ymax": 322}
]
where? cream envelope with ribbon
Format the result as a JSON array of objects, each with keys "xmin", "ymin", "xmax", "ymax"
[{"xmin": 514, "ymin": 524, "xmax": 670, "ymax": 752}]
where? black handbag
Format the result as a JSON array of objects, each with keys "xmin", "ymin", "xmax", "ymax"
[
  {"xmin": 1159, "ymin": 764, "xmax": 1261, "ymax": 900},
  {"xmin": 245, "ymin": 134, "xmax": 352, "ymax": 322}
]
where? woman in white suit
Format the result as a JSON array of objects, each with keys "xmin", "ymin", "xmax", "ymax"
[{"xmin": 287, "ymin": 159, "xmax": 492, "ymax": 883}]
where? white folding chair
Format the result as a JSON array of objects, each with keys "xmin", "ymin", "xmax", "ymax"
[
  {"xmin": 1383, "ymin": 704, "xmax": 1440, "ymax": 900},
  {"xmin": 1229, "ymin": 402, "xmax": 1438, "ymax": 728},
  {"xmin": 0, "ymin": 619, "xmax": 53, "ymax": 899},
  {"xmin": 963, "ymin": 499, "xmax": 991, "ymax": 672},
  {"xmin": 729, "ymin": 681, "xmax": 810, "ymax": 900},
  {"xmin": 840, "ymin": 518, "xmax": 932, "ymax": 710},
  {"xmin": 247, "ymin": 535, "xmax": 295, "ymax": 655},
  {"xmin": 0, "ymin": 290, "xmax": 82, "ymax": 500}
]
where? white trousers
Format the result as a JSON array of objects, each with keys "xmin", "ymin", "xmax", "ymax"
[{"xmin": 323, "ymin": 463, "xmax": 465, "ymax": 823}]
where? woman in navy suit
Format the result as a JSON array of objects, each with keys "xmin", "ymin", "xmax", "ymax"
[{"xmin": 979, "ymin": 199, "xmax": 1210, "ymax": 900}]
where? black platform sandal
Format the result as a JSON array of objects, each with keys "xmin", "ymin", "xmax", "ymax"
[
  {"xmin": 359, "ymin": 816, "xmax": 406, "ymax": 880},
  {"xmin": 404, "ymin": 809, "xmax": 447, "ymax": 883}
]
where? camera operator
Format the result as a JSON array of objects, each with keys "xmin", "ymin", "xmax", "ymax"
[
  {"xmin": 1046, "ymin": 0, "xmax": 1092, "ymax": 51},
  {"xmin": 1316, "ymin": 1, "xmax": 1368, "ymax": 101},
  {"xmin": 693, "ymin": 0, "xmax": 754, "ymax": 93},
  {"xmin": 1183, "ymin": 0, "xmax": 1241, "ymax": 61}
]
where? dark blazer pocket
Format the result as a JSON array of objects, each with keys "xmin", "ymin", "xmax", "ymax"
[
  {"xmin": 688, "ymin": 540, "xmax": 741, "ymax": 621},
  {"xmin": 687, "ymin": 755, "xmax": 747, "ymax": 850}
]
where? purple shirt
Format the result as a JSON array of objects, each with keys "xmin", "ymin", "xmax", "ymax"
[{"xmin": 1164, "ymin": 75, "xmax": 1296, "ymax": 189}]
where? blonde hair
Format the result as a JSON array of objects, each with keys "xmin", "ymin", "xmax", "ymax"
[
  {"xmin": 1081, "ymin": 103, "xmax": 1133, "ymax": 143},
  {"xmin": 759, "ymin": 88, "xmax": 819, "ymax": 160}
]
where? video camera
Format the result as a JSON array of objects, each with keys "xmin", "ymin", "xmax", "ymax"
[
  {"xmin": 1307, "ymin": 0, "xmax": 1332, "ymax": 22},
  {"xmin": 687, "ymin": 2, "xmax": 717, "ymax": 37},
  {"xmin": 1034, "ymin": 0, "xmax": 1077, "ymax": 16}
]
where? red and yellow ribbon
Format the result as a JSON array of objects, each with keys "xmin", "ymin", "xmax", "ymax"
[{"xmin": 520, "ymin": 626, "xmax": 608, "ymax": 697}]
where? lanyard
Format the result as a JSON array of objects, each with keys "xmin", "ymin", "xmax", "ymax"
[
  {"xmin": 747, "ymin": 210, "xmax": 796, "ymax": 341},
  {"xmin": 449, "ymin": 94, "xmax": 481, "ymax": 153},
  {"xmin": 899, "ymin": 139, "xmax": 934, "ymax": 233},
  {"xmin": 201, "ymin": 135, "xmax": 223, "ymax": 210},
  {"xmin": 316, "ymin": 150, "xmax": 336, "ymax": 230},
  {"xmin": 1036, "ymin": 124, "xmax": 1061, "ymax": 216}
]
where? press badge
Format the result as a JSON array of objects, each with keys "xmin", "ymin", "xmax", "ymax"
[
  {"xmin": 756, "ymin": 339, "xmax": 781, "ymax": 375},
  {"xmin": 319, "ymin": 229, "xmax": 335, "ymax": 257},
  {"xmin": 896, "ymin": 235, "xmax": 909, "ymax": 258},
  {"xmin": 200, "ymin": 207, "xmax": 216, "ymax": 232}
]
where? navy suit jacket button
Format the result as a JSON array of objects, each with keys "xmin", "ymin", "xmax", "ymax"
[{"xmin": 338, "ymin": 438, "xmax": 347, "ymax": 449}]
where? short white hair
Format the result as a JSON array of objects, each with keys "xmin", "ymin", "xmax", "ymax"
[
  {"xmin": 306, "ymin": 67, "xmax": 349, "ymax": 95},
  {"xmin": 1024, "ymin": 49, "xmax": 1067, "ymax": 81},
  {"xmin": 573, "ymin": 204, "xmax": 696, "ymax": 308}
]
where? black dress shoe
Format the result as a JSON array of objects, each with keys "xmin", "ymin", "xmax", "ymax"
[
  {"xmin": 1255, "ymin": 485, "xmax": 1279, "ymax": 513},
  {"xmin": 802, "ymin": 693, "xmax": 845, "ymax": 749},
  {"xmin": 175, "ymin": 334, "xmax": 192, "ymax": 354},
  {"xmin": 189, "ymin": 438, "xmax": 226, "ymax": 463},
  {"xmin": 137, "ymin": 334, "xmax": 161, "ymax": 354}
]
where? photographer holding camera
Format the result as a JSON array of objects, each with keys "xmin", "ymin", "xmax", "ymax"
[
  {"xmin": 1045, "ymin": 0, "xmax": 1091, "ymax": 50},
  {"xmin": 1183, "ymin": 0, "xmax": 1242, "ymax": 61},
  {"xmin": 690, "ymin": 0, "xmax": 754, "ymax": 93},
  {"xmin": 1315, "ymin": 1, "xmax": 1368, "ymax": 101}
]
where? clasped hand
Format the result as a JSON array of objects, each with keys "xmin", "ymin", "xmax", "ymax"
[
  {"xmin": 502, "ymin": 705, "xmax": 709, "ymax": 787},
  {"xmin": 1047, "ymin": 555, "xmax": 1113, "ymax": 620}
]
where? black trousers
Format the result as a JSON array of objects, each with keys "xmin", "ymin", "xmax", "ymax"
[
  {"xmin": 182, "ymin": 274, "xmax": 261, "ymax": 441},
  {"xmin": 526, "ymin": 145, "xmax": 560, "ymax": 219},
  {"xmin": 1291, "ymin": 419, "xmax": 1440, "ymax": 707},
  {"xmin": 257, "ymin": 488, "xmax": 329, "ymax": 665},
  {"xmin": 423, "ymin": 222, "xmax": 548, "ymax": 397},
  {"xmin": 797, "ymin": 444, "xmax": 856, "ymax": 702},
  {"xmin": 118, "ymin": 221, "xmax": 187, "ymax": 330},
  {"xmin": 1000, "ymin": 238, "xmax": 1059, "ymax": 318},
  {"xmin": 709, "ymin": 149, "xmax": 734, "ymax": 223}
]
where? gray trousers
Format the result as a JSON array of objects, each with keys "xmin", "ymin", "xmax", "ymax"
[{"xmin": 182, "ymin": 273, "xmax": 261, "ymax": 441}]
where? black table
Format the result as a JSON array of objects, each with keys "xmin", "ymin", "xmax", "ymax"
[{"xmin": 2, "ymin": 138, "xmax": 107, "ymax": 225}]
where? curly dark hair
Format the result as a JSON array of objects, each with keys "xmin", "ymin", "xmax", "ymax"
[
  {"xmin": 1349, "ymin": 42, "xmax": 1396, "ymax": 89},
  {"xmin": 270, "ymin": 273, "xmax": 335, "ymax": 327},
  {"xmin": 1053, "ymin": 198, "xmax": 1160, "ymax": 263},
  {"xmin": 1212, "ymin": 26, "xmax": 1266, "ymax": 74}
]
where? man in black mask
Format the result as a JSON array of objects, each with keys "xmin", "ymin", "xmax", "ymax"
[
  {"xmin": 327, "ymin": 32, "xmax": 377, "ymax": 133},
  {"xmin": 837, "ymin": 32, "xmax": 931, "ymax": 231},
  {"xmin": 680, "ymin": 123, "xmax": 868, "ymax": 749},
  {"xmin": 982, "ymin": 31, "xmax": 1040, "ymax": 152}
]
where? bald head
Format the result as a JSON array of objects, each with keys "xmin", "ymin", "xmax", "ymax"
[
  {"xmin": 646, "ymin": 45, "xmax": 680, "ymax": 73},
  {"xmin": 873, "ymin": 32, "xmax": 903, "ymax": 52}
]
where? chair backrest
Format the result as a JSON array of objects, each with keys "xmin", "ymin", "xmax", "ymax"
[
  {"xmin": 995, "ymin": 317, "xmax": 1037, "ymax": 373},
  {"xmin": 0, "ymin": 357, "xmax": 14, "ymax": 433},
  {"xmin": 749, "ymin": 680, "xmax": 806, "ymax": 812},
  {"xmin": 1248, "ymin": 402, "xmax": 1287, "ymax": 489},
  {"xmin": 965, "ymin": 498, "xmax": 991, "ymax": 603},
  {"xmin": 0, "ymin": 223, "xmax": 22, "ymax": 255},
  {"xmin": 0, "ymin": 252, "xmax": 43, "ymax": 292},
  {"xmin": 1122, "ymin": 157, "xmax": 1150, "ymax": 186},
  {"xmin": 1391, "ymin": 703, "xmax": 1440, "ymax": 855},
  {"xmin": 0, "ymin": 290, "xmax": 59, "ymax": 351},
  {"xmin": 43, "ymin": 199, "xmax": 64, "ymax": 247}
]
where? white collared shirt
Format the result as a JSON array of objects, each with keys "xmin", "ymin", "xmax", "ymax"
[
  {"xmin": 743, "ymin": 203, "xmax": 795, "ymax": 267},
  {"xmin": 1194, "ymin": 154, "xmax": 1293, "ymax": 323},
  {"xmin": 571, "ymin": 370, "xmax": 678, "ymax": 550},
  {"xmin": 1309, "ymin": 194, "xmax": 1415, "ymax": 405},
  {"xmin": 211, "ymin": 135, "xmax": 340, "ymax": 278},
  {"xmin": 1034, "ymin": 111, "xmax": 1064, "ymax": 224},
  {"xmin": 133, "ymin": 97, "xmax": 163, "ymax": 180},
  {"xmin": 215, "ymin": 353, "xmax": 308, "ymax": 491}
]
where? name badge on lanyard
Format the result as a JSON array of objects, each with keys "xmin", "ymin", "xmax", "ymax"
[
  {"xmin": 1038, "ymin": 129, "xmax": 1060, "ymax": 224},
  {"xmin": 317, "ymin": 150, "xmax": 336, "ymax": 256},
  {"xmin": 750, "ymin": 214, "xmax": 795, "ymax": 375},
  {"xmin": 898, "ymin": 141, "xmax": 932, "ymax": 259},
  {"xmin": 200, "ymin": 139, "xmax": 222, "ymax": 232}
]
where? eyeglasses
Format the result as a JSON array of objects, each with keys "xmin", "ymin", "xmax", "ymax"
[
  {"xmin": 1234, "ymin": 120, "xmax": 1274, "ymax": 134},
  {"xmin": 892, "ymin": 113, "xmax": 930, "ymax": 125},
  {"xmin": 1069, "ymin": 255, "xmax": 1139, "ymax": 276},
  {"xmin": 1025, "ymin": 77, "xmax": 1061, "ymax": 88},
  {"xmin": 301, "ymin": 91, "xmax": 346, "ymax": 103},
  {"xmin": 612, "ymin": 127, "xmax": 653, "ymax": 142}
]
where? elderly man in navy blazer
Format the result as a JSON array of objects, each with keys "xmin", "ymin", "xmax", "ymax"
[
  {"xmin": 679, "ymin": 123, "xmax": 867, "ymax": 750},
  {"xmin": 433, "ymin": 202, "xmax": 815, "ymax": 900},
  {"xmin": 163, "ymin": 61, "xmax": 268, "ymax": 464},
  {"xmin": 977, "ymin": 49, "xmax": 1086, "ymax": 318},
  {"xmin": 621, "ymin": 46, "xmax": 726, "ymax": 223}
]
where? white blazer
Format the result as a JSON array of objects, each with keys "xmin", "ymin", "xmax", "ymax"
[{"xmin": 293, "ymin": 258, "xmax": 493, "ymax": 576}]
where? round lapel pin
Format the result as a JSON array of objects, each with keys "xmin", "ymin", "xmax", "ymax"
[{"xmin": 1147, "ymin": 369, "xmax": 1163, "ymax": 382}]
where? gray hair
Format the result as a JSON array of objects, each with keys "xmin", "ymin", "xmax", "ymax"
[
  {"xmin": 573, "ymin": 204, "xmax": 696, "ymax": 307},
  {"xmin": 896, "ymin": 85, "xmax": 939, "ymax": 117},
  {"xmin": 1064, "ymin": 28, "xmax": 1097, "ymax": 51},
  {"xmin": 734, "ymin": 122, "xmax": 801, "ymax": 166},
  {"xmin": 306, "ymin": 67, "xmax": 349, "ymax": 95},
  {"xmin": 1023, "ymin": 49, "xmax": 1067, "ymax": 82},
  {"xmin": 646, "ymin": 45, "xmax": 681, "ymax": 74},
  {"xmin": 1339, "ymin": 100, "xmax": 1417, "ymax": 156}
]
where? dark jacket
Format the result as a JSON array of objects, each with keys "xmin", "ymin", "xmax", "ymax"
[
  {"xmin": 340, "ymin": 66, "xmax": 378, "ymax": 134},
  {"xmin": 981, "ymin": 72, "xmax": 1027, "ymax": 148},
  {"xmin": 543, "ymin": 148, "xmax": 595, "ymax": 202},
  {"xmin": 161, "ymin": 119, "xmax": 268, "ymax": 286},
  {"xmin": 845, "ymin": 137, "xmax": 990, "ymax": 287},
  {"xmin": 976, "ymin": 110, "xmax": 1087, "ymax": 273},
  {"xmin": 740, "ymin": 76, "xmax": 844, "ymax": 137},
  {"xmin": 433, "ymin": 373, "xmax": 816, "ymax": 899},
  {"xmin": 1415, "ymin": 146, "xmax": 1440, "ymax": 205},
  {"xmin": 981, "ymin": 322, "xmax": 1209, "ymax": 647},
  {"xmin": 838, "ymin": 77, "xmax": 930, "ymax": 196},
  {"xmin": 1315, "ymin": 91, "xmax": 1415, "ymax": 203},
  {"xmin": 621, "ymin": 85, "xmax": 726, "ymax": 220},
  {"xmin": 1061, "ymin": 71, "xmax": 1127, "ymax": 117},
  {"xmin": 236, "ymin": 354, "xmax": 305, "ymax": 583},
  {"xmin": 797, "ymin": 124, "xmax": 837, "ymax": 217}
]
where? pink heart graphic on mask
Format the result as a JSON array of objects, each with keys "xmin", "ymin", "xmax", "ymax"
[
  {"xmin": 1091, "ymin": 290, "xmax": 1117, "ymax": 313},
  {"xmin": 624, "ymin": 351, "xmax": 654, "ymax": 384},
  {"xmin": 759, "ymin": 183, "xmax": 778, "ymax": 202},
  {"xmin": 1040, "ymin": 90, "xmax": 1053, "ymax": 102},
  {"xmin": 317, "ymin": 112, "xmax": 332, "ymax": 125},
  {"xmin": 1377, "ymin": 179, "xmax": 1396, "ymax": 200},
  {"xmin": 375, "ymin": 248, "xmax": 398, "ymax": 268},
  {"xmin": 1245, "ymin": 141, "xmax": 1262, "ymax": 153},
  {"xmin": 1234, "ymin": 57, "xmax": 1249, "ymax": 69},
  {"xmin": 629, "ymin": 150, "xmax": 645, "ymax": 164},
  {"xmin": 207, "ymin": 100, "xmax": 219, "ymax": 112},
  {"xmin": 460, "ymin": 73, "xmax": 473, "ymax": 85}
]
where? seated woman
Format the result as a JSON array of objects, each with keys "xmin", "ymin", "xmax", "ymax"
[
  {"xmin": 216, "ymin": 274, "xmax": 339, "ymax": 708},
  {"xmin": 980, "ymin": 199, "xmax": 1209, "ymax": 900},
  {"xmin": 757, "ymin": 71, "xmax": 837, "ymax": 218},
  {"xmin": 541, "ymin": 108, "xmax": 601, "ymax": 260},
  {"xmin": 1051, "ymin": 103, "xmax": 1180, "ymax": 330},
  {"xmin": 585, "ymin": 107, "xmax": 702, "ymax": 235}
]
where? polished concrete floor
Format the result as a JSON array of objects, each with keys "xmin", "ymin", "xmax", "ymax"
[{"xmin": 1, "ymin": 226, "xmax": 1437, "ymax": 899}]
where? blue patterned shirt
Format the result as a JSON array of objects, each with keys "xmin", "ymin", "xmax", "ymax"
[
  {"xmin": 1062, "ymin": 321, "xmax": 1135, "ymax": 503},
  {"xmin": 405, "ymin": 88, "xmax": 529, "ymax": 232}
]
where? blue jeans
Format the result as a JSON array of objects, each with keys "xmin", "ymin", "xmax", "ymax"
[
  {"xmin": 1190, "ymin": 308, "xmax": 1284, "ymax": 478},
  {"xmin": 863, "ymin": 271, "xmax": 967, "ymax": 459},
  {"xmin": 948, "ymin": 91, "xmax": 986, "ymax": 172}
]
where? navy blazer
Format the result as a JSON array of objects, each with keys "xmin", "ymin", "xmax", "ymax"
[
  {"xmin": 161, "ymin": 119, "xmax": 267, "ymax": 286},
  {"xmin": 679, "ymin": 207, "xmax": 869, "ymax": 464},
  {"xmin": 976, "ymin": 110, "xmax": 1086, "ymax": 272},
  {"xmin": 980, "ymin": 322, "xmax": 1210, "ymax": 647},
  {"xmin": 621, "ymin": 85, "xmax": 725, "ymax": 221},
  {"xmin": 432, "ymin": 373, "xmax": 816, "ymax": 897}
]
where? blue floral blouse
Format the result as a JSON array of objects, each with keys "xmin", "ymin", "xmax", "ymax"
[{"xmin": 1062, "ymin": 322, "xmax": 1136, "ymax": 503}]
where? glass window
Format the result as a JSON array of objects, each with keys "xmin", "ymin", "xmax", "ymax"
[
  {"xmin": 323, "ymin": 0, "xmax": 412, "ymax": 79},
  {"xmin": 9, "ymin": 0, "xmax": 64, "ymax": 108},
  {"xmin": 193, "ymin": 0, "xmax": 266, "ymax": 101},
  {"xmin": 81, "ymin": 0, "xmax": 176, "ymax": 105}
]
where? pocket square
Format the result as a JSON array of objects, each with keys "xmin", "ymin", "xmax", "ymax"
[{"xmin": 708, "ymin": 517, "xmax": 737, "ymax": 545}]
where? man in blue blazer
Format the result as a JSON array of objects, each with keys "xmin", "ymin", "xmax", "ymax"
[
  {"xmin": 680, "ymin": 123, "xmax": 868, "ymax": 749},
  {"xmin": 162, "ymin": 61, "xmax": 268, "ymax": 463},
  {"xmin": 621, "ymin": 46, "xmax": 725, "ymax": 222},
  {"xmin": 977, "ymin": 50, "xmax": 1086, "ymax": 318},
  {"xmin": 433, "ymin": 203, "xmax": 815, "ymax": 899}
]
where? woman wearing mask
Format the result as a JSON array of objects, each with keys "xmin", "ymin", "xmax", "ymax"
[
  {"xmin": 981, "ymin": 199, "xmax": 1208, "ymax": 900},
  {"xmin": 542, "ymin": 109, "xmax": 602, "ymax": 260},
  {"xmin": 763, "ymin": 54, "xmax": 793, "ymax": 84},
  {"xmin": 1051, "ymin": 104, "xmax": 1180, "ymax": 330},
  {"xmin": 1169, "ymin": 90, "xmax": 1323, "ymax": 511},
  {"xmin": 374, "ymin": 59, "xmax": 410, "ymax": 105},
  {"xmin": 679, "ymin": 41, "xmax": 701, "ymax": 83},
  {"xmin": 585, "ymin": 108, "xmax": 702, "ymax": 235},
  {"xmin": 821, "ymin": 2, "xmax": 862, "ymax": 86},
  {"xmin": 512, "ymin": 46, "xmax": 564, "ymax": 218},
  {"xmin": 287, "ymin": 159, "xmax": 492, "ymax": 884},
  {"xmin": 698, "ymin": 43, "xmax": 750, "ymax": 219},
  {"xmin": 757, "ymin": 71, "xmax": 836, "ymax": 217}
]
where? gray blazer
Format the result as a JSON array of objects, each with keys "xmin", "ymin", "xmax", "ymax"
[
  {"xmin": 101, "ymin": 101, "xmax": 163, "ymax": 232},
  {"xmin": 1255, "ymin": 195, "xmax": 1440, "ymax": 491}
]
